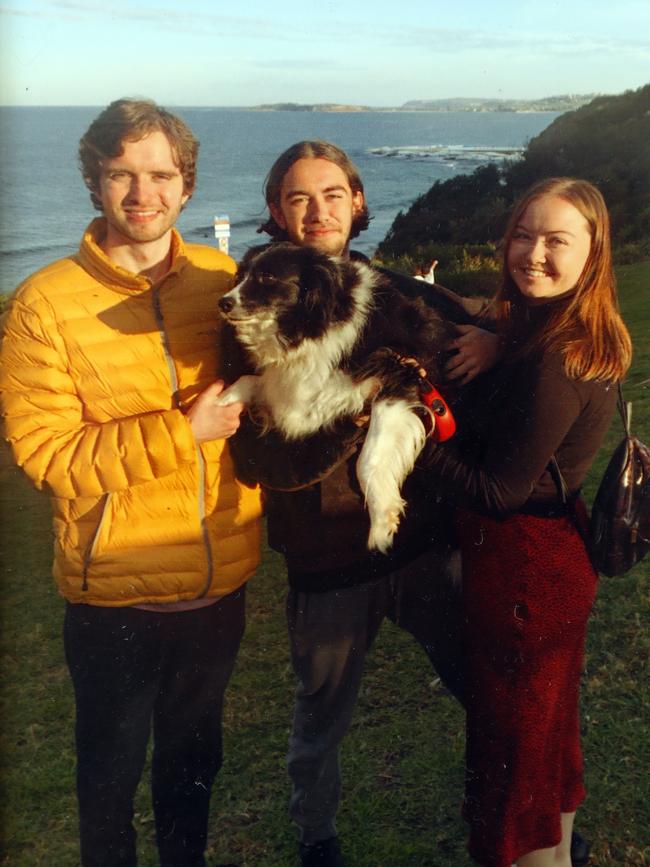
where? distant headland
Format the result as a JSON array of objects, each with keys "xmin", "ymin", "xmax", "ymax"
[{"xmin": 251, "ymin": 95, "xmax": 598, "ymax": 113}]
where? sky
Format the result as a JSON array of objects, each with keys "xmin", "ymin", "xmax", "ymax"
[{"xmin": 1, "ymin": 0, "xmax": 649, "ymax": 107}]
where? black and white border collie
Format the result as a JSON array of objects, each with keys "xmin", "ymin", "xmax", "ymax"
[{"xmin": 217, "ymin": 243, "xmax": 453, "ymax": 553}]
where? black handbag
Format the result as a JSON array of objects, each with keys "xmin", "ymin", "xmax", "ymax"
[{"xmin": 550, "ymin": 385, "xmax": 650, "ymax": 577}]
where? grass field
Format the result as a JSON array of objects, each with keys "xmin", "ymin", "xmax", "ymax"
[{"xmin": 1, "ymin": 263, "xmax": 648, "ymax": 866}]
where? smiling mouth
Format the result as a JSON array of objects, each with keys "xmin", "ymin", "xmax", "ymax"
[
  {"xmin": 520, "ymin": 267, "xmax": 550, "ymax": 278},
  {"xmin": 126, "ymin": 210, "xmax": 160, "ymax": 221}
]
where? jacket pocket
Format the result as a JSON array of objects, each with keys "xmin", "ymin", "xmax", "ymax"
[{"xmin": 81, "ymin": 492, "xmax": 111, "ymax": 591}]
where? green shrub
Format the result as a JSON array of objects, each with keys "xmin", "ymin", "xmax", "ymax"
[
  {"xmin": 613, "ymin": 241, "xmax": 650, "ymax": 266},
  {"xmin": 438, "ymin": 268, "xmax": 501, "ymax": 297},
  {"xmin": 376, "ymin": 243, "xmax": 501, "ymax": 297}
]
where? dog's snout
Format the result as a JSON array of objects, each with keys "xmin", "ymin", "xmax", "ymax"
[{"xmin": 218, "ymin": 295, "xmax": 235, "ymax": 313}]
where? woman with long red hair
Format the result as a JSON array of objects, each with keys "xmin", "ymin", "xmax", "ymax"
[{"xmin": 427, "ymin": 177, "xmax": 631, "ymax": 866}]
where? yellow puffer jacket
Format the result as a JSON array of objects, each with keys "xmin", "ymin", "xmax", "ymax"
[{"xmin": 0, "ymin": 219, "xmax": 262, "ymax": 606}]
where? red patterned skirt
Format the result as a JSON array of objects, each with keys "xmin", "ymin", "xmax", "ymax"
[{"xmin": 455, "ymin": 507, "xmax": 598, "ymax": 867}]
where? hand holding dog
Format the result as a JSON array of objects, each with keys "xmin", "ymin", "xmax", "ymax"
[
  {"xmin": 445, "ymin": 324, "xmax": 502, "ymax": 385},
  {"xmin": 188, "ymin": 380, "xmax": 245, "ymax": 444}
]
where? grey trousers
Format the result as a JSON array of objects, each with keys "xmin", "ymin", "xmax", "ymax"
[{"xmin": 285, "ymin": 547, "xmax": 463, "ymax": 844}]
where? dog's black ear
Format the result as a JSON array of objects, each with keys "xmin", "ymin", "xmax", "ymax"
[
  {"xmin": 301, "ymin": 255, "xmax": 351, "ymax": 338},
  {"xmin": 301, "ymin": 258, "xmax": 340, "ymax": 311},
  {"xmin": 275, "ymin": 254, "xmax": 339, "ymax": 345},
  {"xmin": 236, "ymin": 244, "xmax": 269, "ymax": 281}
]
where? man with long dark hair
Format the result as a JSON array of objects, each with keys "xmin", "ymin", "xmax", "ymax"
[{"xmin": 227, "ymin": 140, "xmax": 466, "ymax": 867}]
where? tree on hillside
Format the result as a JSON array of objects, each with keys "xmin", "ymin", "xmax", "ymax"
[
  {"xmin": 381, "ymin": 164, "xmax": 509, "ymax": 255},
  {"xmin": 507, "ymin": 85, "xmax": 650, "ymax": 244}
]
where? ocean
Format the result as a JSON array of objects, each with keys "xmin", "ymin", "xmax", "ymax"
[{"xmin": 0, "ymin": 107, "xmax": 560, "ymax": 291}]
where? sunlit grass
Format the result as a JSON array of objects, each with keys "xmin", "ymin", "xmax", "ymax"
[{"xmin": 1, "ymin": 263, "xmax": 648, "ymax": 866}]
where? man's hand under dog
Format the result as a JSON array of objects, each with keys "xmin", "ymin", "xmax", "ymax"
[{"xmin": 188, "ymin": 380, "xmax": 245, "ymax": 443}]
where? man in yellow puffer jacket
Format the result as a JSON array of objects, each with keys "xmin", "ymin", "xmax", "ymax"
[{"xmin": 0, "ymin": 98, "xmax": 262, "ymax": 867}]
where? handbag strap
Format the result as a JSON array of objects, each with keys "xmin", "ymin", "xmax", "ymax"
[
  {"xmin": 617, "ymin": 382, "xmax": 631, "ymax": 437},
  {"xmin": 548, "ymin": 455, "xmax": 569, "ymax": 505}
]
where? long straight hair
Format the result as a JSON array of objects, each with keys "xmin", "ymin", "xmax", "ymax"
[
  {"xmin": 496, "ymin": 177, "xmax": 632, "ymax": 381},
  {"xmin": 258, "ymin": 140, "xmax": 371, "ymax": 240}
]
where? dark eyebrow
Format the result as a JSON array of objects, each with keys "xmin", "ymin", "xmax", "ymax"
[{"xmin": 284, "ymin": 184, "xmax": 349, "ymax": 198}]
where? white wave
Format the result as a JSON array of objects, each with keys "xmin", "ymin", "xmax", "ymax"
[{"xmin": 367, "ymin": 144, "xmax": 523, "ymax": 164}]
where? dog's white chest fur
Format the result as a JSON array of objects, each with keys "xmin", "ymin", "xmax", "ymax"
[{"xmin": 259, "ymin": 363, "xmax": 374, "ymax": 439}]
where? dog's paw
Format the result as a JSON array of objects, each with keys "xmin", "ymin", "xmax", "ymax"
[
  {"xmin": 214, "ymin": 389, "xmax": 238, "ymax": 407},
  {"xmin": 367, "ymin": 498, "xmax": 405, "ymax": 553},
  {"xmin": 214, "ymin": 375, "xmax": 259, "ymax": 407}
]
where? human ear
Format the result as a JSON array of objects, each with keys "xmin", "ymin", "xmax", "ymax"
[{"xmin": 269, "ymin": 203, "xmax": 287, "ymax": 229}]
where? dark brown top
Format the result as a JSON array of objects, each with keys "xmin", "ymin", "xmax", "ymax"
[{"xmin": 425, "ymin": 296, "xmax": 618, "ymax": 516}]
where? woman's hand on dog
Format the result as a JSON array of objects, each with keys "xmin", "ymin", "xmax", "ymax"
[
  {"xmin": 188, "ymin": 380, "xmax": 245, "ymax": 444},
  {"xmin": 445, "ymin": 325, "xmax": 502, "ymax": 385}
]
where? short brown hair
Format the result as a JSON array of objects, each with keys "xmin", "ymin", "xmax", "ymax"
[
  {"xmin": 497, "ymin": 177, "xmax": 632, "ymax": 381},
  {"xmin": 78, "ymin": 98, "xmax": 199, "ymax": 211},
  {"xmin": 258, "ymin": 140, "xmax": 371, "ymax": 240}
]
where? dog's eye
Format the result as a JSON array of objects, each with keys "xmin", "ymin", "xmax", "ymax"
[{"xmin": 259, "ymin": 272, "xmax": 278, "ymax": 285}]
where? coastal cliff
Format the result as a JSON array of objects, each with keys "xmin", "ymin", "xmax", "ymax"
[{"xmin": 377, "ymin": 83, "xmax": 650, "ymax": 277}]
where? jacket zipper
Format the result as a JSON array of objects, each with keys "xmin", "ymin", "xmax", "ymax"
[
  {"xmin": 153, "ymin": 285, "xmax": 214, "ymax": 597},
  {"xmin": 152, "ymin": 286, "xmax": 182, "ymax": 409},
  {"xmin": 196, "ymin": 446, "xmax": 214, "ymax": 596},
  {"xmin": 82, "ymin": 493, "xmax": 111, "ymax": 591}
]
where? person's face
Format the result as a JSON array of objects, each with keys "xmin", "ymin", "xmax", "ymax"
[
  {"xmin": 96, "ymin": 130, "xmax": 189, "ymax": 248},
  {"xmin": 507, "ymin": 195, "xmax": 592, "ymax": 300},
  {"xmin": 269, "ymin": 157, "xmax": 365, "ymax": 256}
]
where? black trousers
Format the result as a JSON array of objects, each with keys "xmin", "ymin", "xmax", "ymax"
[{"xmin": 63, "ymin": 589, "xmax": 245, "ymax": 867}]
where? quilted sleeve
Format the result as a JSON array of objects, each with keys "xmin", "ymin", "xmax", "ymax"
[{"xmin": 0, "ymin": 294, "xmax": 197, "ymax": 500}]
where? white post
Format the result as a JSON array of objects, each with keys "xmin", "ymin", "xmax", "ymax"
[{"xmin": 214, "ymin": 215, "xmax": 230, "ymax": 254}]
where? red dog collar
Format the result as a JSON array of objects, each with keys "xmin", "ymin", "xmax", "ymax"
[
  {"xmin": 420, "ymin": 381, "xmax": 456, "ymax": 442},
  {"xmin": 387, "ymin": 350, "xmax": 456, "ymax": 443}
]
